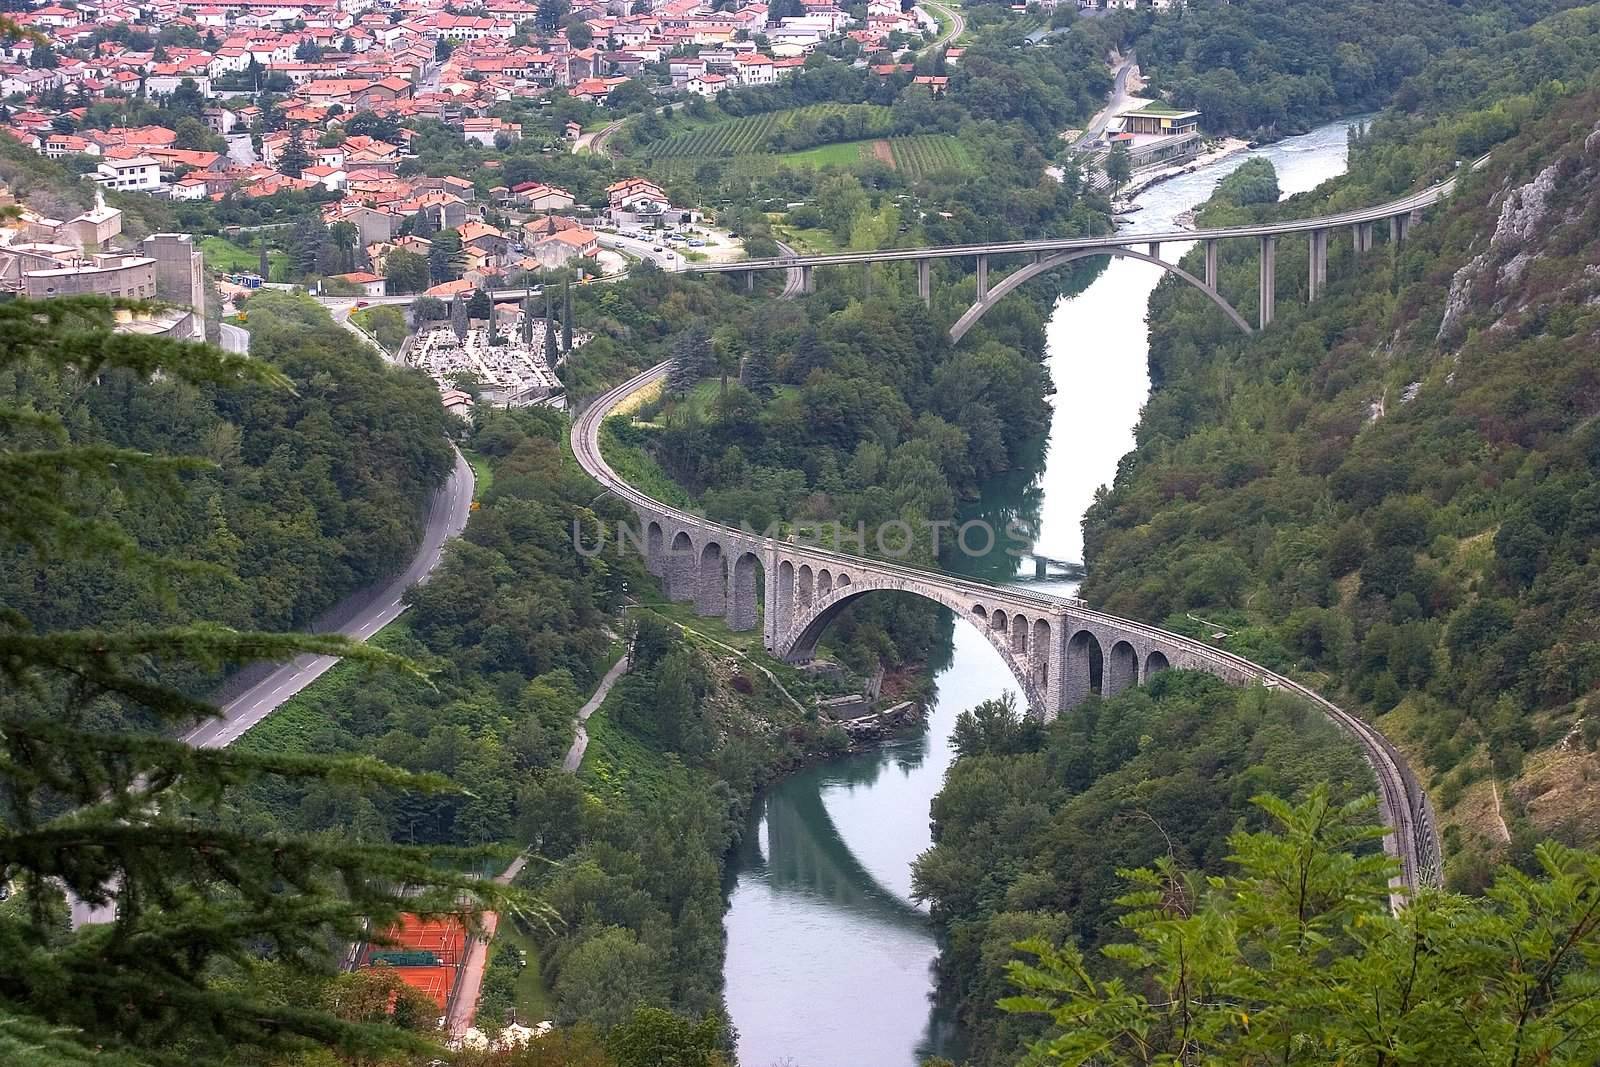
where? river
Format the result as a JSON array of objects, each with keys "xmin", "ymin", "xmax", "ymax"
[{"xmin": 721, "ymin": 118, "xmax": 1364, "ymax": 1067}]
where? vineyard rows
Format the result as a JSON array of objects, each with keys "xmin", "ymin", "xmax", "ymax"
[
  {"xmin": 889, "ymin": 135, "xmax": 974, "ymax": 176},
  {"xmin": 647, "ymin": 104, "xmax": 886, "ymax": 159},
  {"xmin": 647, "ymin": 134, "xmax": 975, "ymax": 182}
]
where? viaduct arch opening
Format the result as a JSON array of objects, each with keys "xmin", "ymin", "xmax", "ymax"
[{"xmin": 777, "ymin": 579, "xmax": 1051, "ymax": 712}]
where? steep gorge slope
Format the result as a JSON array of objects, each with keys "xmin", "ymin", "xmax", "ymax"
[{"xmin": 1081, "ymin": 87, "xmax": 1600, "ymax": 888}]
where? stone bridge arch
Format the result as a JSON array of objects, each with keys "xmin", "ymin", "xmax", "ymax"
[
  {"xmin": 949, "ymin": 246, "xmax": 1254, "ymax": 343},
  {"xmin": 773, "ymin": 573, "xmax": 1053, "ymax": 711}
]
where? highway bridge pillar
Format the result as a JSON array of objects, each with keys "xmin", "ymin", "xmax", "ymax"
[
  {"xmin": 975, "ymin": 254, "xmax": 989, "ymax": 301},
  {"xmin": 1390, "ymin": 214, "xmax": 1407, "ymax": 245},
  {"xmin": 1258, "ymin": 235, "xmax": 1277, "ymax": 328},
  {"xmin": 1352, "ymin": 222, "xmax": 1373, "ymax": 254},
  {"xmin": 1147, "ymin": 241, "xmax": 1161, "ymax": 261},
  {"xmin": 1204, "ymin": 239, "xmax": 1218, "ymax": 289},
  {"xmin": 1308, "ymin": 228, "xmax": 1328, "ymax": 302},
  {"xmin": 745, "ymin": 271, "xmax": 754, "ymax": 292},
  {"xmin": 801, "ymin": 265, "xmax": 814, "ymax": 294},
  {"xmin": 917, "ymin": 258, "xmax": 931, "ymax": 307}
]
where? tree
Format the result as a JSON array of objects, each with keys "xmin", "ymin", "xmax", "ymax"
[
  {"xmin": 564, "ymin": 18, "xmax": 593, "ymax": 48},
  {"xmin": 466, "ymin": 287, "xmax": 493, "ymax": 321},
  {"xmin": 384, "ymin": 251, "xmax": 429, "ymax": 296},
  {"xmin": 0, "ymin": 296, "xmax": 512, "ymax": 1066},
  {"xmin": 562, "ymin": 277, "xmax": 572, "ymax": 354},
  {"xmin": 1104, "ymin": 143, "xmax": 1132, "ymax": 191},
  {"xmin": 665, "ymin": 322, "xmax": 712, "ymax": 395},
  {"xmin": 607, "ymin": 1007, "xmax": 727, "ymax": 1067},
  {"xmin": 276, "ymin": 124, "xmax": 311, "ymax": 176},
  {"xmin": 172, "ymin": 116, "xmax": 215, "ymax": 151},
  {"xmin": 414, "ymin": 294, "xmax": 448, "ymax": 321},
  {"xmin": 257, "ymin": 245, "xmax": 271, "ymax": 281},
  {"xmin": 28, "ymin": 44, "xmax": 57, "ymax": 69},
  {"xmin": 543, "ymin": 287, "xmax": 558, "ymax": 362},
  {"xmin": 1000, "ymin": 788, "xmax": 1600, "ymax": 1066},
  {"xmin": 536, "ymin": 0, "xmax": 571, "ymax": 34},
  {"xmin": 434, "ymin": 37, "xmax": 453, "ymax": 62}
]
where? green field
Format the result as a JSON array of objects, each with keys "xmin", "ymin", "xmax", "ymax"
[
  {"xmin": 201, "ymin": 235, "xmax": 286, "ymax": 279},
  {"xmin": 889, "ymin": 134, "xmax": 974, "ymax": 175},
  {"xmin": 493, "ymin": 918, "xmax": 553, "ymax": 1024}
]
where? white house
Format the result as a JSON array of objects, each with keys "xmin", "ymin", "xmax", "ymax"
[
  {"xmin": 686, "ymin": 72, "xmax": 728, "ymax": 97},
  {"xmin": 171, "ymin": 176, "xmax": 211, "ymax": 201},
  {"xmin": 733, "ymin": 54, "xmax": 776, "ymax": 86},
  {"xmin": 94, "ymin": 157, "xmax": 163, "ymax": 192}
]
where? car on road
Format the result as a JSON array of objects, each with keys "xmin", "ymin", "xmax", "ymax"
[
  {"xmin": 652, "ymin": 245, "xmax": 664, "ymax": 252},
  {"xmin": 355, "ymin": 300, "xmax": 369, "ymax": 308}
]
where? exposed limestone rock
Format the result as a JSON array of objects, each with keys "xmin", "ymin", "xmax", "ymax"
[{"xmin": 1437, "ymin": 161, "xmax": 1562, "ymax": 343}]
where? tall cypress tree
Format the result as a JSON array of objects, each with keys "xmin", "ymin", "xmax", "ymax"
[
  {"xmin": 561, "ymin": 277, "xmax": 572, "ymax": 354},
  {"xmin": 542, "ymin": 285, "xmax": 558, "ymax": 363}
]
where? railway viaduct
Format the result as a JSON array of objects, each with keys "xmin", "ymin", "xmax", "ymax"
[{"xmin": 574, "ymin": 361, "xmax": 1443, "ymax": 895}]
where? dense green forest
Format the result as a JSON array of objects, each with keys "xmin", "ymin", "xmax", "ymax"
[
  {"xmin": 0, "ymin": 289, "xmax": 452, "ymax": 705},
  {"xmin": 913, "ymin": 675, "xmax": 1375, "ymax": 1066},
  {"xmin": 1081, "ymin": 72, "xmax": 1600, "ymax": 886},
  {"xmin": 225, "ymin": 402, "xmax": 852, "ymax": 1052},
  {"xmin": 1118, "ymin": 0, "xmax": 1594, "ymax": 137}
]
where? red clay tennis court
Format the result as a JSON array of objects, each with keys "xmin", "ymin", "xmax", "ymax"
[
  {"xmin": 381, "ymin": 963, "xmax": 454, "ymax": 1011},
  {"xmin": 362, "ymin": 914, "xmax": 470, "ymax": 1013},
  {"xmin": 374, "ymin": 914, "xmax": 467, "ymax": 966}
]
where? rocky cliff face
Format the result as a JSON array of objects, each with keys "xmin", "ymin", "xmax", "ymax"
[{"xmin": 1438, "ymin": 120, "xmax": 1600, "ymax": 345}]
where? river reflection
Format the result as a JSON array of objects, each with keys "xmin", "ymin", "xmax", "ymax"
[{"xmin": 722, "ymin": 118, "xmax": 1364, "ymax": 1067}]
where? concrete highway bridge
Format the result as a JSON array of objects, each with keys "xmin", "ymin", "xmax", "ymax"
[
  {"xmin": 687, "ymin": 162, "xmax": 1480, "ymax": 341},
  {"xmin": 574, "ymin": 362, "xmax": 1444, "ymax": 897}
]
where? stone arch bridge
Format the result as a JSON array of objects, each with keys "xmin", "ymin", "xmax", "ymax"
[{"xmin": 574, "ymin": 362, "xmax": 1441, "ymax": 895}]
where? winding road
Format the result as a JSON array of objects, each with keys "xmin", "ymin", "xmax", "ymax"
[
  {"xmin": 182, "ymin": 322, "xmax": 476, "ymax": 750},
  {"xmin": 922, "ymin": 0, "xmax": 965, "ymax": 52},
  {"xmin": 1074, "ymin": 54, "xmax": 1137, "ymax": 150},
  {"xmin": 181, "ymin": 449, "xmax": 474, "ymax": 749}
]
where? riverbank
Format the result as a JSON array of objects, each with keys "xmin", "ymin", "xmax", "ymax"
[{"xmin": 1113, "ymin": 136, "xmax": 1251, "ymax": 208}]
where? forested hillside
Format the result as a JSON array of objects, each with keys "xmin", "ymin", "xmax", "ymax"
[
  {"xmin": 1081, "ymin": 81, "xmax": 1600, "ymax": 887},
  {"xmin": 1118, "ymin": 0, "xmax": 1594, "ymax": 137},
  {"xmin": 0, "ymin": 290, "xmax": 452, "ymax": 703},
  {"xmin": 912, "ymin": 676, "xmax": 1375, "ymax": 1066}
]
